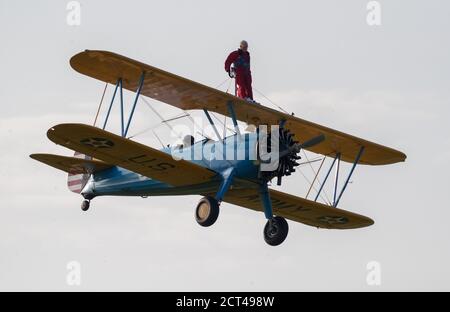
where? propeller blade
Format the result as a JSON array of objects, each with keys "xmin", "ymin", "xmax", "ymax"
[
  {"xmin": 288, "ymin": 133, "xmax": 294, "ymax": 146},
  {"xmin": 300, "ymin": 134, "xmax": 325, "ymax": 149}
]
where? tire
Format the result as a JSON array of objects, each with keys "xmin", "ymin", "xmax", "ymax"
[
  {"xmin": 263, "ymin": 216, "xmax": 289, "ymax": 246},
  {"xmin": 81, "ymin": 200, "xmax": 90, "ymax": 211},
  {"xmin": 195, "ymin": 196, "xmax": 220, "ymax": 227}
]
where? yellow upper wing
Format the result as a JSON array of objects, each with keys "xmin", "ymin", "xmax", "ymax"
[
  {"xmin": 70, "ymin": 50, "xmax": 406, "ymax": 165},
  {"xmin": 46, "ymin": 123, "xmax": 216, "ymax": 187},
  {"xmin": 217, "ymin": 186, "xmax": 374, "ymax": 229},
  {"xmin": 30, "ymin": 153, "xmax": 112, "ymax": 174}
]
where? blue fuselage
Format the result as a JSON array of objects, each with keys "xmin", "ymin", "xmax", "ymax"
[{"xmin": 84, "ymin": 133, "xmax": 261, "ymax": 197}]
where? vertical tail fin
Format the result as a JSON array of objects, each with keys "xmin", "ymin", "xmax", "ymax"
[{"xmin": 67, "ymin": 152, "xmax": 91, "ymax": 194}]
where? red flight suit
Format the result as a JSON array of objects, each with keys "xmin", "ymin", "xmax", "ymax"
[{"xmin": 224, "ymin": 49, "xmax": 253, "ymax": 100}]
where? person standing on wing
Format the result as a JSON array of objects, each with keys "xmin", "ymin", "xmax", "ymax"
[{"xmin": 225, "ymin": 40, "xmax": 254, "ymax": 102}]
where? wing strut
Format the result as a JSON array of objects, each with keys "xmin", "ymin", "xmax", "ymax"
[
  {"xmin": 258, "ymin": 182, "xmax": 273, "ymax": 219},
  {"xmin": 215, "ymin": 167, "xmax": 235, "ymax": 202},
  {"xmin": 101, "ymin": 72, "xmax": 146, "ymax": 137},
  {"xmin": 312, "ymin": 146, "xmax": 365, "ymax": 207},
  {"xmin": 334, "ymin": 146, "xmax": 365, "ymax": 207},
  {"xmin": 124, "ymin": 72, "xmax": 146, "ymax": 137},
  {"xmin": 103, "ymin": 78, "xmax": 121, "ymax": 130},
  {"xmin": 203, "ymin": 108, "xmax": 223, "ymax": 143},
  {"xmin": 314, "ymin": 153, "xmax": 340, "ymax": 202},
  {"xmin": 226, "ymin": 101, "xmax": 242, "ymax": 140},
  {"xmin": 333, "ymin": 154, "xmax": 341, "ymax": 205}
]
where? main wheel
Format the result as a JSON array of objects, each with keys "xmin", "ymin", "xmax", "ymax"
[
  {"xmin": 81, "ymin": 200, "xmax": 90, "ymax": 211},
  {"xmin": 195, "ymin": 196, "xmax": 220, "ymax": 227},
  {"xmin": 263, "ymin": 216, "xmax": 289, "ymax": 246}
]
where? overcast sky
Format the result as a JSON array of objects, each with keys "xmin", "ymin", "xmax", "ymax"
[{"xmin": 1, "ymin": 0, "xmax": 449, "ymax": 291}]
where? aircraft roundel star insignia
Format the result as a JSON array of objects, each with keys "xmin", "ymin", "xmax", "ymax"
[
  {"xmin": 318, "ymin": 216, "xmax": 349, "ymax": 225},
  {"xmin": 80, "ymin": 137, "xmax": 114, "ymax": 148}
]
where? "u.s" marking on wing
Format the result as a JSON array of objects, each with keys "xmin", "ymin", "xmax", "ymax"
[{"xmin": 128, "ymin": 154, "xmax": 176, "ymax": 171}]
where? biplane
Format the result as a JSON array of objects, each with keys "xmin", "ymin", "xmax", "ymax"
[{"xmin": 30, "ymin": 50, "xmax": 406, "ymax": 246}]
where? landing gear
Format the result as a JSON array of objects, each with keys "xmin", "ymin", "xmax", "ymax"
[
  {"xmin": 195, "ymin": 196, "xmax": 220, "ymax": 227},
  {"xmin": 258, "ymin": 182, "xmax": 288, "ymax": 246},
  {"xmin": 263, "ymin": 216, "xmax": 289, "ymax": 246},
  {"xmin": 81, "ymin": 199, "xmax": 90, "ymax": 211}
]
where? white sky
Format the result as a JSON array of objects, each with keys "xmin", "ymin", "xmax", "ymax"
[{"xmin": 1, "ymin": 0, "xmax": 449, "ymax": 291}]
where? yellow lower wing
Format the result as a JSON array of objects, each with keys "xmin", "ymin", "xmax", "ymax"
[
  {"xmin": 46, "ymin": 123, "xmax": 216, "ymax": 187},
  {"xmin": 70, "ymin": 50, "xmax": 406, "ymax": 165},
  {"xmin": 30, "ymin": 153, "xmax": 112, "ymax": 174},
  {"xmin": 219, "ymin": 187, "xmax": 374, "ymax": 229}
]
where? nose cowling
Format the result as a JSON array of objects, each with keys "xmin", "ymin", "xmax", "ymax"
[{"xmin": 258, "ymin": 128, "xmax": 301, "ymax": 186}]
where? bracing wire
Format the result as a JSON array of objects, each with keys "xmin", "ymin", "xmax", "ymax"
[
  {"xmin": 225, "ymin": 78, "xmax": 233, "ymax": 94},
  {"xmin": 131, "ymin": 77, "xmax": 232, "ymax": 142},
  {"xmin": 152, "ymin": 129, "xmax": 166, "ymax": 148},
  {"xmin": 298, "ymin": 169, "xmax": 332, "ymax": 206},
  {"xmin": 138, "ymin": 96, "xmax": 212, "ymax": 142},
  {"xmin": 252, "ymin": 86, "xmax": 290, "ymax": 114},
  {"xmin": 211, "ymin": 112, "xmax": 236, "ymax": 135},
  {"xmin": 301, "ymin": 150, "xmax": 332, "ymax": 204},
  {"xmin": 215, "ymin": 78, "xmax": 231, "ymax": 90},
  {"xmin": 305, "ymin": 156, "xmax": 326, "ymax": 200},
  {"xmin": 93, "ymin": 83, "xmax": 108, "ymax": 126},
  {"xmin": 127, "ymin": 96, "xmax": 183, "ymax": 142}
]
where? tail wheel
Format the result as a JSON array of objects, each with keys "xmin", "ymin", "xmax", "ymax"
[
  {"xmin": 263, "ymin": 216, "xmax": 289, "ymax": 246},
  {"xmin": 195, "ymin": 196, "xmax": 220, "ymax": 227},
  {"xmin": 81, "ymin": 199, "xmax": 90, "ymax": 211}
]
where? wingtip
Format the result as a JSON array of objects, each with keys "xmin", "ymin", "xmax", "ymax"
[
  {"xmin": 46, "ymin": 123, "xmax": 88, "ymax": 141},
  {"xmin": 29, "ymin": 153, "xmax": 49, "ymax": 161},
  {"xmin": 401, "ymin": 152, "xmax": 407, "ymax": 162}
]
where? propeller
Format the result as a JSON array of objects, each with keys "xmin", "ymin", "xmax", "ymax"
[
  {"xmin": 272, "ymin": 134, "xmax": 325, "ymax": 162},
  {"xmin": 260, "ymin": 131, "xmax": 325, "ymax": 186},
  {"xmin": 300, "ymin": 134, "xmax": 325, "ymax": 149}
]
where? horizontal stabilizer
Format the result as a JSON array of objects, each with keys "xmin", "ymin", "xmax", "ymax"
[{"xmin": 30, "ymin": 153, "xmax": 112, "ymax": 174}]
